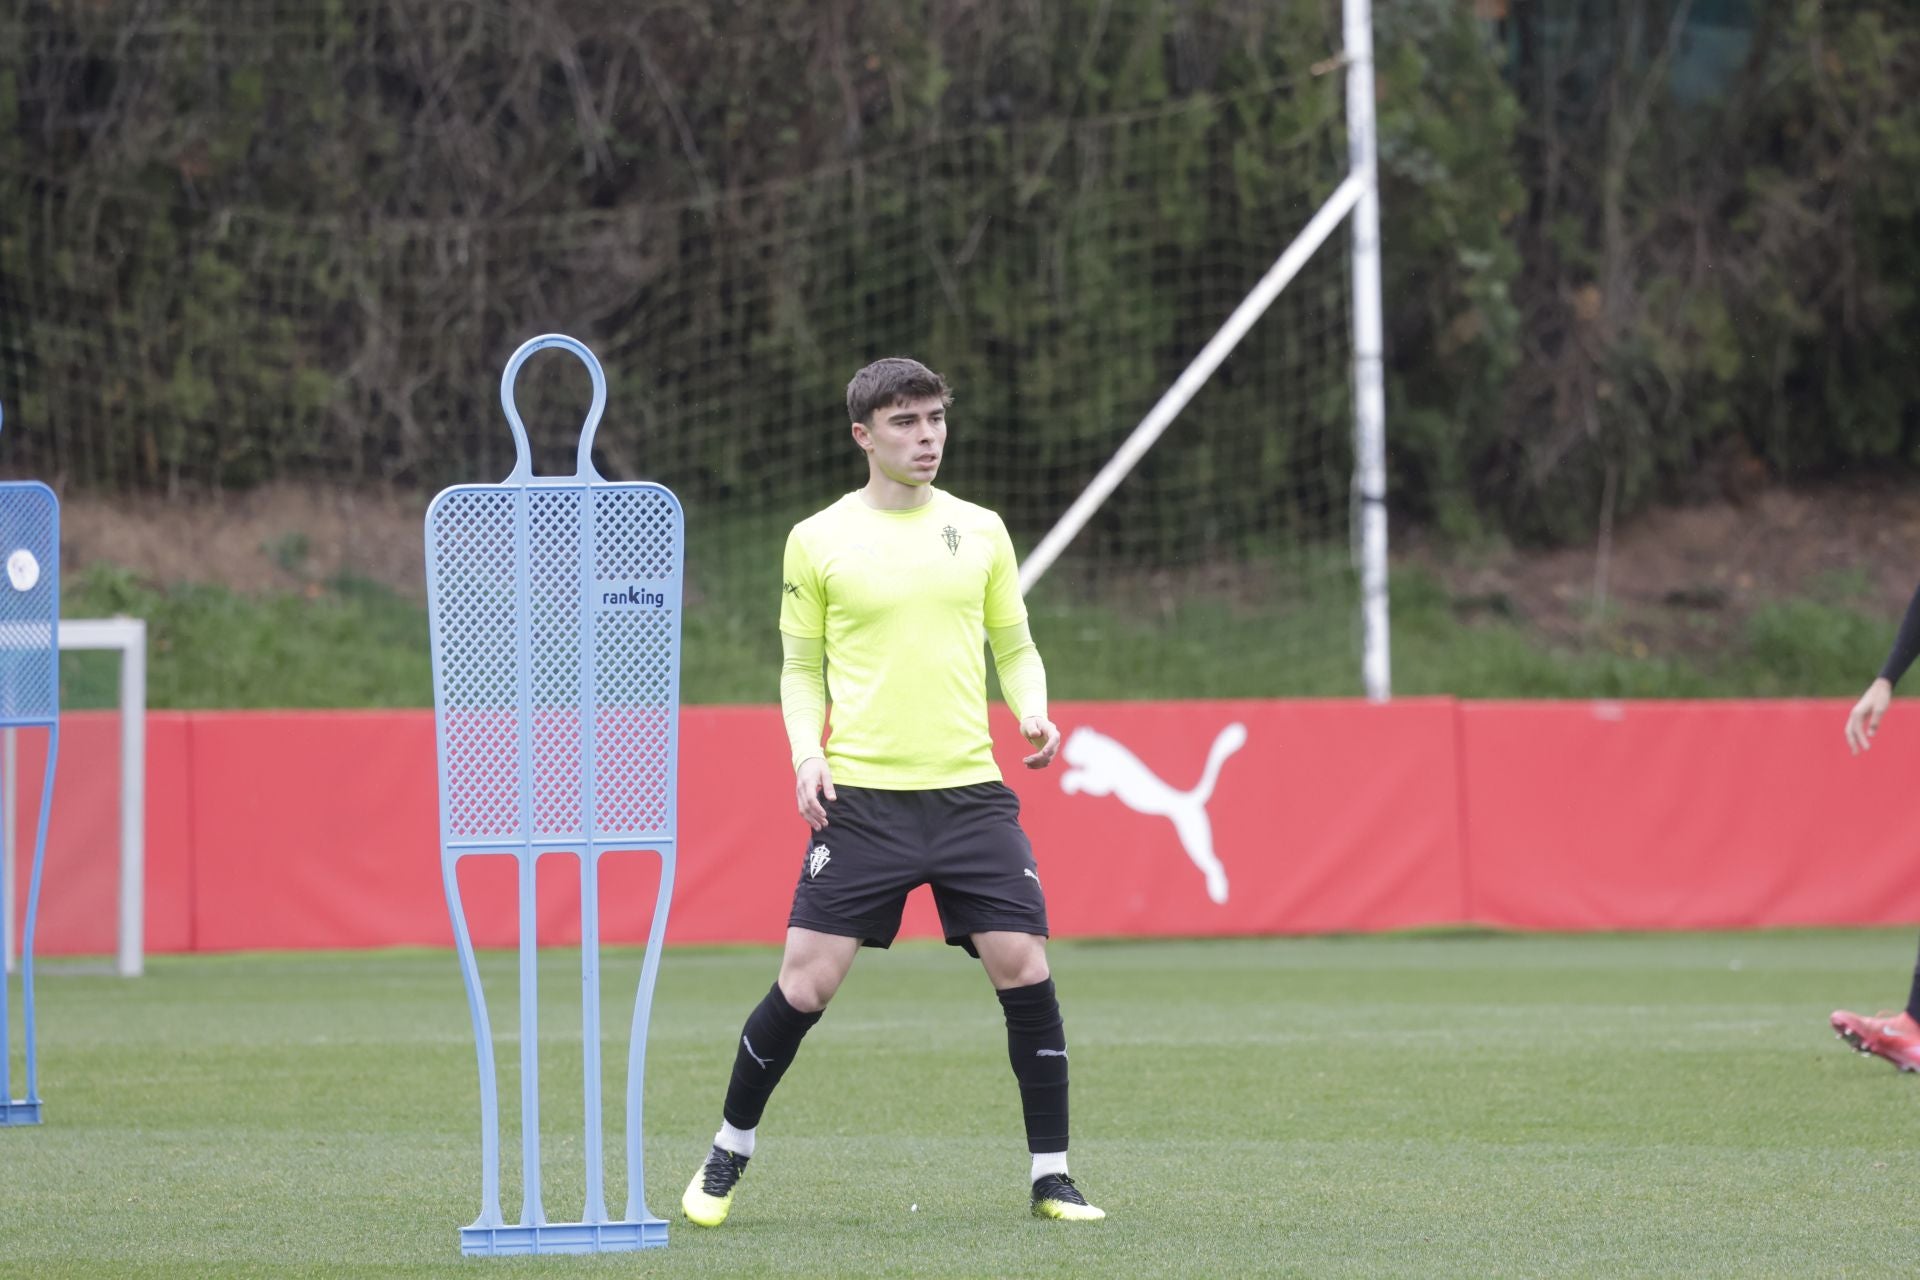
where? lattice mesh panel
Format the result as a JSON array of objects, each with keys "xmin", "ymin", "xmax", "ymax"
[
  {"xmin": 591, "ymin": 486, "xmax": 680, "ymax": 838},
  {"xmin": 528, "ymin": 488, "xmax": 585, "ymax": 839},
  {"xmin": 593, "ymin": 488, "xmax": 678, "ymax": 582},
  {"xmin": 429, "ymin": 488, "xmax": 523, "ymax": 841},
  {"xmin": 430, "ymin": 478, "xmax": 682, "ymax": 844},
  {"xmin": 0, "ymin": 485, "xmax": 58, "ymax": 725},
  {"xmin": 593, "ymin": 612, "xmax": 675, "ymax": 838}
]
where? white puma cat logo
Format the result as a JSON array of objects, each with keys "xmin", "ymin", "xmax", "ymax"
[
  {"xmin": 742, "ymin": 1035, "xmax": 772, "ymax": 1069},
  {"xmin": 1059, "ymin": 723, "xmax": 1247, "ymax": 905}
]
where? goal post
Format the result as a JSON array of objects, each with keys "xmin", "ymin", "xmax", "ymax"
[
  {"xmin": 1345, "ymin": 0, "xmax": 1391, "ymax": 704},
  {"xmin": 1019, "ymin": 0, "xmax": 1391, "ymax": 702},
  {"xmin": 1, "ymin": 617, "xmax": 146, "ymax": 979}
]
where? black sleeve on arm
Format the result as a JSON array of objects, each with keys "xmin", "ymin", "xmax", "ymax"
[{"xmin": 1882, "ymin": 579, "xmax": 1920, "ymax": 687}]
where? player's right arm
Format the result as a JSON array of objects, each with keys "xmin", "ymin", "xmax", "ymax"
[
  {"xmin": 1848, "ymin": 577, "xmax": 1920, "ymax": 754},
  {"xmin": 782, "ymin": 633, "xmax": 836, "ymax": 829},
  {"xmin": 780, "ymin": 527, "xmax": 836, "ymax": 827}
]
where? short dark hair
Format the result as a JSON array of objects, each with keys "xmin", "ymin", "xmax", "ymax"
[{"xmin": 846, "ymin": 357, "xmax": 952, "ymax": 425}]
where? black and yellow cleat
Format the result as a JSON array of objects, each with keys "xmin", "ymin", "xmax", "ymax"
[
  {"xmin": 682, "ymin": 1144, "xmax": 749, "ymax": 1227},
  {"xmin": 1030, "ymin": 1173, "xmax": 1105, "ymax": 1221}
]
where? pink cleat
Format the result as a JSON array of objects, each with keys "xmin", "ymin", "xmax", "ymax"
[{"xmin": 1831, "ymin": 1009, "xmax": 1920, "ymax": 1072}]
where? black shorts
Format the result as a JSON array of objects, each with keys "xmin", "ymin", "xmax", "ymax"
[{"xmin": 788, "ymin": 781, "xmax": 1049, "ymax": 956}]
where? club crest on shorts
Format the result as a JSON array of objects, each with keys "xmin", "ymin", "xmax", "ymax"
[{"xmin": 807, "ymin": 843, "xmax": 831, "ymax": 878}]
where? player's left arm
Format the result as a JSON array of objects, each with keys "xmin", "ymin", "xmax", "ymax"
[
  {"xmin": 987, "ymin": 620, "xmax": 1058, "ymax": 769},
  {"xmin": 984, "ymin": 516, "xmax": 1059, "ymax": 769}
]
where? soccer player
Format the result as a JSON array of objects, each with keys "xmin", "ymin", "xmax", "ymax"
[
  {"xmin": 1833, "ymin": 576, "xmax": 1920, "ymax": 1071},
  {"xmin": 680, "ymin": 357, "xmax": 1104, "ymax": 1226}
]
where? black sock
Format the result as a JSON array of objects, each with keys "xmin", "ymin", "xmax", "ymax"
[
  {"xmin": 997, "ymin": 978, "xmax": 1069, "ymax": 1156},
  {"xmin": 1905, "ymin": 938, "xmax": 1920, "ymax": 1022},
  {"xmin": 722, "ymin": 982, "xmax": 824, "ymax": 1131}
]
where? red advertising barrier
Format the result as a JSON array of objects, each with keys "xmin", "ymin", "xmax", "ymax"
[
  {"xmin": 3, "ymin": 714, "xmax": 193, "ymax": 956},
  {"xmin": 1458, "ymin": 700, "xmax": 1920, "ymax": 930},
  {"xmin": 1018, "ymin": 699, "xmax": 1464, "ymax": 939},
  {"xmin": 15, "ymin": 698, "xmax": 1920, "ymax": 956}
]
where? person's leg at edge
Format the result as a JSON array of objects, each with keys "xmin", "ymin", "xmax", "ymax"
[
  {"xmin": 1902, "ymin": 937, "xmax": 1920, "ymax": 1026},
  {"xmin": 682, "ymin": 928, "xmax": 861, "ymax": 1226},
  {"xmin": 1829, "ymin": 933, "xmax": 1920, "ymax": 1070},
  {"xmin": 976, "ymin": 930, "xmax": 1104, "ymax": 1220}
]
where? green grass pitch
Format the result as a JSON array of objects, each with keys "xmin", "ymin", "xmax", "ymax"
[{"xmin": 2, "ymin": 930, "xmax": 1918, "ymax": 1277}]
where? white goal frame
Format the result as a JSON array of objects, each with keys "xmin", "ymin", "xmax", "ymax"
[
  {"xmin": 1, "ymin": 617, "xmax": 146, "ymax": 978},
  {"xmin": 1017, "ymin": 0, "xmax": 1391, "ymax": 701}
]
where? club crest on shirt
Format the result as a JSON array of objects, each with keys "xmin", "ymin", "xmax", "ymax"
[
  {"xmin": 941, "ymin": 525, "xmax": 960, "ymax": 555},
  {"xmin": 808, "ymin": 843, "xmax": 831, "ymax": 878}
]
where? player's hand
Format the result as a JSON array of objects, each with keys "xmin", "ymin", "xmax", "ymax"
[
  {"xmin": 796, "ymin": 756, "xmax": 836, "ymax": 829},
  {"xmin": 1020, "ymin": 715, "xmax": 1061, "ymax": 769},
  {"xmin": 1846, "ymin": 678, "xmax": 1893, "ymax": 755}
]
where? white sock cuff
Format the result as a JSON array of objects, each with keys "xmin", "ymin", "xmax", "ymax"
[
  {"xmin": 717, "ymin": 1122, "xmax": 756, "ymax": 1158},
  {"xmin": 1030, "ymin": 1150, "xmax": 1068, "ymax": 1182}
]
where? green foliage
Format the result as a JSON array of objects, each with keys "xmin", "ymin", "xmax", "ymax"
[
  {"xmin": 51, "ymin": 555, "xmax": 1894, "ymax": 709},
  {"xmin": 5, "ymin": 0, "xmax": 1917, "ymax": 586},
  {"xmin": 0, "ymin": 0, "xmax": 1355, "ymax": 552},
  {"xmin": 1740, "ymin": 597, "xmax": 1893, "ymax": 694},
  {"xmin": 1479, "ymin": 0, "xmax": 1920, "ymax": 542},
  {"xmin": 1394, "ymin": 563, "xmax": 1899, "ymax": 699},
  {"xmin": 1374, "ymin": 0, "xmax": 1527, "ymax": 541},
  {"xmin": 1728, "ymin": 2, "xmax": 1920, "ymax": 473},
  {"xmin": 63, "ymin": 565, "xmax": 432, "ymax": 709}
]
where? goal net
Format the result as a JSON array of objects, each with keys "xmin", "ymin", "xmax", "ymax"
[{"xmin": 0, "ymin": 3, "xmax": 1366, "ymax": 699}]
